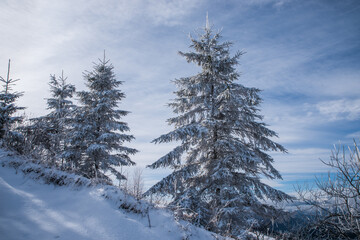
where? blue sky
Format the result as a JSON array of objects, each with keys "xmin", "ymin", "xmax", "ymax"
[{"xmin": 1, "ymin": 0, "xmax": 359, "ymax": 193}]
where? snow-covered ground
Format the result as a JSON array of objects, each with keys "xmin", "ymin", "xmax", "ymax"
[{"xmin": 0, "ymin": 149, "xmax": 222, "ymax": 240}]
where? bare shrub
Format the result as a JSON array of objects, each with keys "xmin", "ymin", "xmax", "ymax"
[
  {"xmin": 120, "ymin": 167, "xmax": 144, "ymax": 200},
  {"xmin": 294, "ymin": 141, "xmax": 360, "ymax": 239}
]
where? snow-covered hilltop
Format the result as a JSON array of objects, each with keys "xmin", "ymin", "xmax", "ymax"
[{"xmin": 0, "ymin": 149, "xmax": 226, "ymax": 240}]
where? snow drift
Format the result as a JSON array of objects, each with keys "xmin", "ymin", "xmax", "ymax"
[{"xmin": 0, "ymin": 149, "xmax": 226, "ymax": 240}]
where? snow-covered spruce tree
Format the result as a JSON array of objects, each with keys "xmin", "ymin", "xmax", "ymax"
[
  {"xmin": 0, "ymin": 60, "xmax": 25, "ymax": 146},
  {"xmin": 145, "ymin": 22, "xmax": 291, "ymax": 236},
  {"xmin": 25, "ymin": 72, "xmax": 76, "ymax": 167},
  {"xmin": 66, "ymin": 55, "xmax": 137, "ymax": 183}
]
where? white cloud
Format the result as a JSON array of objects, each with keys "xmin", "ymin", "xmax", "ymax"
[
  {"xmin": 261, "ymin": 100, "xmax": 326, "ymax": 145},
  {"xmin": 272, "ymin": 148, "xmax": 331, "ymax": 174},
  {"xmin": 316, "ymin": 99, "xmax": 360, "ymax": 121},
  {"xmin": 241, "ymin": 0, "xmax": 291, "ymax": 7},
  {"xmin": 260, "ymin": 178, "xmax": 284, "ymax": 188},
  {"xmin": 346, "ymin": 131, "xmax": 360, "ymax": 139},
  {"xmin": 0, "ymin": 0, "xmax": 201, "ymax": 113},
  {"xmin": 145, "ymin": 0, "xmax": 203, "ymax": 26}
]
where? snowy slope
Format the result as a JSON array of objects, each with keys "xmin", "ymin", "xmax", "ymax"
[{"xmin": 0, "ymin": 149, "xmax": 223, "ymax": 240}]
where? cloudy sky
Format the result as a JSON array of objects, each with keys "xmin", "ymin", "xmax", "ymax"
[{"xmin": 1, "ymin": 0, "xmax": 359, "ymax": 193}]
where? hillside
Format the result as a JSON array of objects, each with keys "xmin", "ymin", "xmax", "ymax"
[{"xmin": 0, "ymin": 149, "xmax": 225, "ymax": 240}]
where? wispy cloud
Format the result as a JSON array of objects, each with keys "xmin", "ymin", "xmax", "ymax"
[
  {"xmin": 346, "ymin": 131, "xmax": 360, "ymax": 139},
  {"xmin": 315, "ymin": 99, "xmax": 360, "ymax": 121},
  {"xmin": 272, "ymin": 148, "xmax": 331, "ymax": 173}
]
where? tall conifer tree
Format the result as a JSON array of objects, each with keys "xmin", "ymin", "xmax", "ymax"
[
  {"xmin": 146, "ymin": 20, "xmax": 290, "ymax": 235},
  {"xmin": 0, "ymin": 60, "xmax": 24, "ymax": 140},
  {"xmin": 67, "ymin": 55, "xmax": 137, "ymax": 182},
  {"xmin": 26, "ymin": 72, "xmax": 76, "ymax": 166}
]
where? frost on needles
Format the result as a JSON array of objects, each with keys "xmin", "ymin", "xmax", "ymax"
[
  {"xmin": 65, "ymin": 56, "xmax": 138, "ymax": 183},
  {"xmin": 145, "ymin": 23, "xmax": 291, "ymax": 236},
  {"xmin": 0, "ymin": 60, "xmax": 25, "ymax": 150},
  {"xmin": 25, "ymin": 72, "xmax": 76, "ymax": 167}
]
